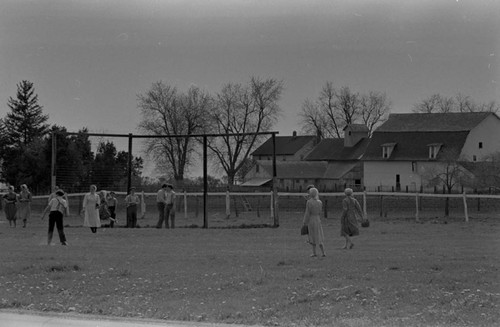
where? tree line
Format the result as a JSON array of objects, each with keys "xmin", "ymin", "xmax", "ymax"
[{"xmin": 1, "ymin": 79, "xmax": 498, "ymax": 194}]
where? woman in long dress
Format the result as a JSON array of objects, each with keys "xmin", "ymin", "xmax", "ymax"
[
  {"xmin": 2, "ymin": 186, "xmax": 18, "ymax": 227},
  {"xmin": 82, "ymin": 185, "xmax": 101, "ymax": 233},
  {"xmin": 17, "ymin": 184, "xmax": 32, "ymax": 228},
  {"xmin": 302, "ymin": 187, "xmax": 326, "ymax": 257},
  {"xmin": 340, "ymin": 188, "xmax": 363, "ymax": 249}
]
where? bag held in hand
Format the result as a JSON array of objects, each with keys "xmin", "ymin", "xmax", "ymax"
[{"xmin": 300, "ymin": 224, "xmax": 309, "ymax": 235}]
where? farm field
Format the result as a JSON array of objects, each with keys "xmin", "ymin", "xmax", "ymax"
[{"xmin": 0, "ymin": 210, "xmax": 499, "ymax": 327}]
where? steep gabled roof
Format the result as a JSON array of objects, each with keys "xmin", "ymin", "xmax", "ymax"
[
  {"xmin": 377, "ymin": 112, "xmax": 493, "ymax": 132},
  {"xmin": 258, "ymin": 160, "xmax": 328, "ymax": 179},
  {"xmin": 305, "ymin": 138, "xmax": 370, "ymax": 161},
  {"xmin": 251, "ymin": 135, "xmax": 316, "ymax": 156},
  {"xmin": 362, "ymin": 131, "xmax": 470, "ymax": 161},
  {"xmin": 344, "ymin": 124, "xmax": 370, "ymax": 132},
  {"xmin": 257, "ymin": 160, "xmax": 356, "ymax": 179}
]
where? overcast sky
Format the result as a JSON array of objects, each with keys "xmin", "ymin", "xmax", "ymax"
[{"xmin": 1, "ymin": 0, "xmax": 499, "ymax": 139}]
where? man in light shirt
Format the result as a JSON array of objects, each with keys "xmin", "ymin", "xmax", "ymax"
[
  {"xmin": 155, "ymin": 184, "xmax": 167, "ymax": 229},
  {"xmin": 164, "ymin": 184, "xmax": 176, "ymax": 229}
]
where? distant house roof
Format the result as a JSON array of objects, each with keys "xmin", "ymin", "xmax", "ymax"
[
  {"xmin": 344, "ymin": 124, "xmax": 370, "ymax": 132},
  {"xmin": 251, "ymin": 135, "xmax": 316, "ymax": 156},
  {"xmin": 324, "ymin": 162, "xmax": 358, "ymax": 179},
  {"xmin": 362, "ymin": 131, "xmax": 469, "ymax": 161},
  {"xmin": 240, "ymin": 178, "xmax": 272, "ymax": 187},
  {"xmin": 305, "ymin": 138, "xmax": 370, "ymax": 161},
  {"xmin": 376, "ymin": 112, "xmax": 493, "ymax": 132},
  {"xmin": 258, "ymin": 161, "xmax": 328, "ymax": 179},
  {"xmin": 256, "ymin": 160, "xmax": 355, "ymax": 179}
]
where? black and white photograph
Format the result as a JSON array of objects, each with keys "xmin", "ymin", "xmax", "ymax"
[{"xmin": 0, "ymin": 0, "xmax": 499, "ymax": 326}]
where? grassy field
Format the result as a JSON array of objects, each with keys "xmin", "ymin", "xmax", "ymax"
[{"xmin": 0, "ymin": 209, "xmax": 499, "ymax": 327}]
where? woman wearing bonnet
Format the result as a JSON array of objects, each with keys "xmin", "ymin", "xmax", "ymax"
[
  {"xmin": 340, "ymin": 188, "xmax": 363, "ymax": 249},
  {"xmin": 302, "ymin": 187, "xmax": 326, "ymax": 257}
]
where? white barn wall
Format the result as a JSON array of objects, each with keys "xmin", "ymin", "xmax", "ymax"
[
  {"xmin": 461, "ymin": 114, "xmax": 500, "ymax": 161},
  {"xmin": 364, "ymin": 161, "xmax": 422, "ymax": 191}
]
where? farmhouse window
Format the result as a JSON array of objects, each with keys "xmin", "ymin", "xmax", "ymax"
[
  {"xmin": 473, "ymin": 155, "xmax": 477, "ymax": 162},
  {"xmin": 479, "ymin": 142, "xmax": 483, "ymax": 149},
  {"xmin": 381, "ymin": 143, "xmax": 396, "ymax": 159},
  {"xmin": 427, "ymin": 143, "xmax": 442, "ymax": 159},
  {"xmin": 411, "ymin": 161, "xmax": 417, "ymax": 172}
]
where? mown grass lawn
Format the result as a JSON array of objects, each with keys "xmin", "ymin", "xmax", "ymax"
[{"xmin": 0, "ymin": 211, "xmax": 499, "ymax": 327}]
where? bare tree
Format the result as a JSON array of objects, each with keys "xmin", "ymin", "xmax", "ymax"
[
  {"xmin": 421, "ymin": 148, "xmax": 470, "ymax": 216},
  {"xmin": 413, "ymin": 93, "xmax": 499, "ymax": 113},
  {"xmin": 207, "ymin": 76, "xmax": 283, "ymax": 185},
  {"xmin": 298, "ymin": 98, "xmax": 329, "ymax": 138},
  {"xmin": 299, "ymin": 82, "xmax": 391, "ymax": 138},
  {"xmin": 359, "ymin": 91, "xmax": 391, "ymax": 135},
  {"xmin": 137, "ymin": 81, "xmax": 211, "ymax": 183}
]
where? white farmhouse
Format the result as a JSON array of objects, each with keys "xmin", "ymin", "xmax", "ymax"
[{"xmin": 362, "ymin": 112, "xmax": 500, "ymax": 192}]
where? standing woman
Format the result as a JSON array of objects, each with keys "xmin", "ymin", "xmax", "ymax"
[
  {"xmin": 82, "ymin": 185, "xmax": 101, "ymax": 233},
  {"xmin": 2, "ymin": 186, "xmax": 18, "ymax": 227},
  {"xmin": 302, "ymin": 187, "xmax": 326, "ymax": 257},
  {"xmin": 125, "ymin": 187, "xmax": 140, "ymax": 228},
  {"xmin": 17, "ymin": 184, "xmax": 32, "ymax": 228},
  {"xmin": 41, "ymin": 190, "xmax": 68, "ymax": 245},
  {"xmin": 340, "ymin": 188, "xmax": 362, "ymax": 249}
]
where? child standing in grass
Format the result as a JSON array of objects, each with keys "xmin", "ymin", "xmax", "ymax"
[
  {"xmin": 107, "ymin": 191, "xmax": 118, "ymax": 228},
  {"xmin": 41, "ymin": 190, "xmax": 68, "ymax": 245},
  {"xmin": 125, "ymin": 188, "xmax": 140, "ymax": 228},
  {"xmin": 17, "ymin": 184, "xmax": 32, "ymax": 228},
  {"xmin": 3, "ymin": 186, "xmax": 18, "ymax": 228}
]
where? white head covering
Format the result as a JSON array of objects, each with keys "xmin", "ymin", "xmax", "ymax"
[
  {"xmin": 309, "ymin": 187, "xmax": 319, "ymax": 200},
  {"xmin": 344, "ymin": 188, "xmax": 353, "ymax": 196}
]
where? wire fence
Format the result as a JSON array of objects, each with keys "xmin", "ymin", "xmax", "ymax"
[{"xmin": 11, "ymin": 190, "xmax": 500, "ymax": 230}]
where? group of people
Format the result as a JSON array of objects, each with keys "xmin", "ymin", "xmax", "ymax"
[
  {"xmin": 1, "ymin": 183, "xmax": 150, "ymax": 245},
  {"xmin": 1, "ymin": 184, "xmax": 32, "ymax": 228},
  {"xmin": 155, "ymin": 184, "xmax": 176, "ymax": 228},
  {"xmin": 302, "ymin": 186, "xmax": 365, "ymax": 257}
]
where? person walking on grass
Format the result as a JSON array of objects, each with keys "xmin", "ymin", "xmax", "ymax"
[
  {"xmin": 106, "ymin": 191, "xmax": 118, "ymax": 228},
  {"xmin": 17, "ymin": 184, "xmax": 32, "ymax": 228},
  {"xmin": 302, "ymin": 187, "xmax": 326, "ymax": 257},
  {"xmin": 3, "ymin": 186, "xmax": 18, "ymax": 228},
  {"xmin": 98, "ymin": 191, "xmax": 112, "ymax": 227},
  {"xmin": 125, "ymin": 187, "xmax": 140, "ymax": 228},
  {"xmin": 155, "ymin": 184, "xmax": 167, "ymax": 228},
  {"xmin": 41, "ymin": 190, "xmax": 68, "ymax": 245},
  {"xmin": 340, "ymin": 188, "xmax": 362, "ymax": 249},
  {"xmin": 82, "ymin": 185, "xmax": 101, "ymax": 233}
]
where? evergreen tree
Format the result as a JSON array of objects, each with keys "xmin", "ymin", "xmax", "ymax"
[{"xmin": 4, "ymin": 80, "xmax": 49, "ymax": 146}]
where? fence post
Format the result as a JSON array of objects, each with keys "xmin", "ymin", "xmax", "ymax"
[
  {"xmin": 256, "ymin": 196, "xmax": 261, "ymax": 218},
  {"xmin": 324, "ymin": 199, "xmax": 328, "ymax": 219},
  {"xmin": 184, "ymin": 190, "xmax": 187, "ymax": 219},
  {"xmin": 195, "ymin": 196, "xmax": 199, "ymax": 218},
  {"xmin": 363, "ymin": 191, "xmax": 367, "ymax": 218},
  {"xmin": 415, "ymin": 193, "xmax": 420, "ymax": 222},
  {"xmin": 270, "ymin": 190, "xmax": 274, "ymax": 219},
  {"xmin": 225, "ymin": 190, "xmax": 230, "ymax": 219},
  {"xmin": 463, "ymin": 191, "xmax": 469, "ymax": 222},
  {"xmin": 379, "ymin": 195, "xmax": 384, "ymax": 217}
]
